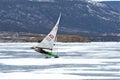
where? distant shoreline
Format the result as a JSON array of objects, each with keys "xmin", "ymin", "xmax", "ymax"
[
  {"xmin": 0, "ymin": 32, "xmax": 90, "ymax": 43},
  {"xmin": 0, "ymin": 31, "xmax": 120, "ymax": 42}
]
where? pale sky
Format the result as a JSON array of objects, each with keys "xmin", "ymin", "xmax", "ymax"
[{"xmin": 91, "ymin": 0, "xmax": 120, "ymax": 2}]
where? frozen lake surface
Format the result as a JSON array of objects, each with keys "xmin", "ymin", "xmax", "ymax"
[{"xmin": 0, "ymin": 42, "xmax": 120, "ymax": 79}]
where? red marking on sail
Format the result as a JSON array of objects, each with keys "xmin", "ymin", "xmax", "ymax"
[
  {"xmin": 49, "ymin": 34, "xmax": 54, "ymax": 39},
  {"xmin": 46, "ymin": 34, "xmax": 54, "ymax": 41}
]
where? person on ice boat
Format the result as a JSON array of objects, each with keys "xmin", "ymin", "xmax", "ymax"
[
  {"xmin": 32, "ymin": 13, "xmax": 61, "ymax": 58},
  {"xmin": 34, "ymin": 47, "xmax": 59, "ymax": 58}
]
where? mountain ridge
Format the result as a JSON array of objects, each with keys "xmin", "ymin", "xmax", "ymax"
[
  {"xmin": 101, "ymin": 1, "xmax": 120, "ymax": 11},
  {"xmin": 0, "ymin": 0, "xmax": 120, "ymax": 36}
]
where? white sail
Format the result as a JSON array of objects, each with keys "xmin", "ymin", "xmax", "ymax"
[{"xmin": 37, "ymin": 13, "xmax": 61, "ymax": 50}]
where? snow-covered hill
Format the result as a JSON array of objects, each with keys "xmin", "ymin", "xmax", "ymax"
[
  {"xmin": 101, "ymin": 1, "xmax": 120, "ymax": 11},
  {"xmin": 0, "ymin": 0, "xmax": 120, "ymax": 35},
  {"xmin": 91, "ymin": 0, "xmax": 120, "ymax": 2}
]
